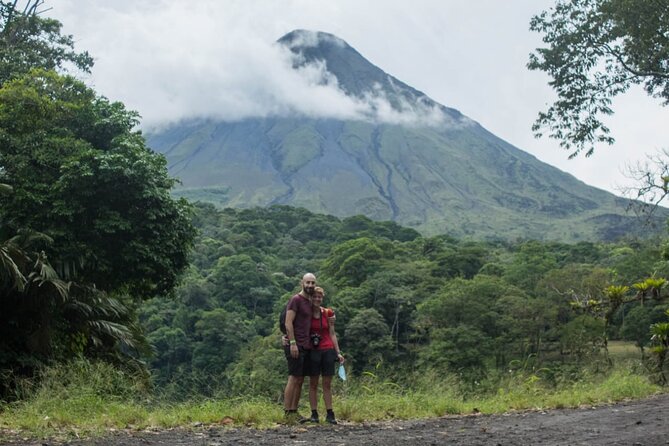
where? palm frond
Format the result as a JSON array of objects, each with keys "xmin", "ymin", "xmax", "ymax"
[
  {"xmin": 21, "ymin": 251, "xmax": 69, "ymax": 300},
  {"xmin": 33, "ymin": 251, "xmax": 60, "ymax": 280},
  {"xmin": 0, "ymin": 245, "xmax": 27, "ymax": 291},
  {"xmin": 0, "ymin": 183, "xmax": 13, "ymax": 195},
  {"xmin": 64, "ymin": 299, "xmax": 95, "ymax": 317},
  {"xmin": 7, "ymin": 229, "xmax": 53, "ymax": 250},
  {"xmin": 87, "ymin": 319, "xmax": 141, "ymax": 351},
  {"xmin": 66, "ymin": 285, "xmax": 126, "ymax": 319}
]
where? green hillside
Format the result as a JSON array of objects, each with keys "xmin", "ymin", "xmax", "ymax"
[
  {"xmin": 147, "ymin": 30, "xmax": 666, "ymax": 241},
  {"xmin": 150, "ymin": 117, "xmax": 658, "ymax": 241}
]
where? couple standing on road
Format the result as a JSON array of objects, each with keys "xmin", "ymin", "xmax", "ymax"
[{"xmin": 283, "ymin": 273, "xmax": 345, "ymax": 424}]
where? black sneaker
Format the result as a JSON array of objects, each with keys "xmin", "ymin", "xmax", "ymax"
[
  {"xmin": 325, "ymin": 413, "xmax": 338, "ymax": 425},
  {"xmin": 308, "ymin": 414, "xmax": 320, "ymax": 423}
]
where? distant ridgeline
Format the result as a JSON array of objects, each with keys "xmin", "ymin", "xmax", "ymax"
[{"xmin": 147, "ymin": 30, "xmax": 667, "ymax": 242}]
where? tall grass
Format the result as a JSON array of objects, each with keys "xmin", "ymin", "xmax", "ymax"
[
  {"xmin": 0, "ymin": 361, "xmax": 149, "ymax": 438},
  {"xmin": 0, "ymin": 358, "xmax": 663, "ymax": 441}
]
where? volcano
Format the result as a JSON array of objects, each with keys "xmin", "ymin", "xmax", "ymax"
[{"xmin": 147, "ymin": 30, "xmax": 659, "ymax": 241}]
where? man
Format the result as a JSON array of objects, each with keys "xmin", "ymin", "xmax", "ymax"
[{"xmin": 283, "ymin": 272, "xmax": 316, "ymax": 420}]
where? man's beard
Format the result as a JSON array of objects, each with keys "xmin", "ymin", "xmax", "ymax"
[{"xmin": 304, "ymin": 286, "xmax": 315, "ymax": 295}]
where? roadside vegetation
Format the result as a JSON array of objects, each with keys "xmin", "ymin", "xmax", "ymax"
[{"xmin": 0, "ymin": 353, "xmax": 661, "ymax": 440}]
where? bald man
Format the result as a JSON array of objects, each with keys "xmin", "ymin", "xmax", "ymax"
[{"xmin": 283, "ymin": 273, "xmax": 316, "ymax": 421}]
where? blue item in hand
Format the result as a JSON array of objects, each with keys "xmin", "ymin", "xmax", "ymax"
[{"xmin": 338, "ymin": 364, "xmax": 347, "ymax": 381}]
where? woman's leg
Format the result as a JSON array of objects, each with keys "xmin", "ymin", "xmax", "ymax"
[
  {"xmin": 322, "ymin": 375, "xmax": 333, "ymax": 410},
  {"xmin": 321, "ymin": 349, "xmax": 338, "ymax": 424},
  {"xmin": 308, "ymin": 375, "xmax": 320, "ymax": 410}
]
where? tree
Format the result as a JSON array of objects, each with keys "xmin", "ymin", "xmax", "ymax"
[
  {"xmin": 528, "ymin": 0, "xmax": 669, "ymax": 158},
  {"xmin": 494, "ymin": 293, "xmax": 556, "ymax": 366},
  {"xmin": 0, "ymin": 183, "xmax": 26, "ymax": 291},
  {"xmin": 503, "ymin": 241, "xmax": 559, "ymax": 291},
  {"xmin": 431, "ymin": 242, "xmax": 489, "ymax": 279},
  {"xmin": 0, "ymin": 70, "xmax": 194, "ymax": 394},
  {"xmin": 0, "ymin": 2, "xmax": 195, "ymax": 394},
  {"xmin": 416, "ymin": 275, "xmax": 522, "ymax": 369},
  {"xmin": 649, "ymin": 309, "xmax": 669, "ymax": 384},
  {"xmin": 0, "ymin": 1, "xmax": 93, "ymax": 85},
  {"xmin": 322, "ymin": 237, "xmax": 385, "ymax": 287},
  {"xmin": 620, "ymin": 305, "xmax": 653, "ymax": 356},
  {"xmin": 0, "ymin": 70, "xmax": 195, "ymax": 298},
  {"xmin": 228, "ymin": 336, "xmax": 286, "ymax": 400},
  {"xmin": 418, "ymin": 325, "xmax": 489, "ymax": 375},
  {"xmin": 209, "ymin": 254, "xmax": 279, "ymax": 319},
  {"xmin": 560, "ymin": 314, "xmax": 605, "ymax": 360},
  {"xmin": 344, "ymin": 308, "xmax": 394, "ymax": 372},
  {"xmin": 0, "ymin": 217, "xmax": 149, "ymax": 399},
  {"xmin": 146, "ymin": 326, "xmax": 191, "ymax": 386},
  {"xmin": 191, "ymin": 308, "xmax": 255, "ymax": 376},
  {"xmin": 623, "ymin": 150, "xmax": 669, "ymax": 210}
]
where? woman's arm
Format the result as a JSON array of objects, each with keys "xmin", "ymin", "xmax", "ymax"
[{"xmin": 329, "ymin": 321, "xmax": 345, "ymax": 364}]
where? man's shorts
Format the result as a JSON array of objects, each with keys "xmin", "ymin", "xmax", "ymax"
[
  {"xmin": 307, "ymin": 348, "xmax": 337, "ymax": 376},
  {"xmin": 284, "ymin": 345, "xmax": 309, "ymax": 376}
]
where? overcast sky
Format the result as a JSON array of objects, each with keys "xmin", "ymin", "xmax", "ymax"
[{"xmin": 49, "ymin": 0, "xmax": 668, "ymax": 197}]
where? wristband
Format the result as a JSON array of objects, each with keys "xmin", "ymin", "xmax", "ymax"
[{"xmin": 289, "ymin": 340, "xmax": 296, "ymax": 345}]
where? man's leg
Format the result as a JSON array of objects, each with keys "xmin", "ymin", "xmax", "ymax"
[
  {"xmin": 289, "ymin": 375, "xmax": 304, "ymax": 410},
  {"xmin": 291, "ymin": 348, "xmax": 310, "ymax": 411},
  {"xmin": 284, "ymin": 375, "xmax": 303, "ymax": 411},
  {"xmin": 284, "ymin": 346, "xmax": 306, "ymax": 413}
]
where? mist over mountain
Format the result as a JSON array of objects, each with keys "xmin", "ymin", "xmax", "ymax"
[
  {"xmin": 276, "ymin": 30, "xmax": 464, "ymax": 126},
  {"xmin": 147, "ymin": 30, "xmax": 661, "ymax": 241}
]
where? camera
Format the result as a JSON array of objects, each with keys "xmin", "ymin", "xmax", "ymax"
[{"xmin": 310, "ymin": 333, "xmax": 321, "ymax": 347}]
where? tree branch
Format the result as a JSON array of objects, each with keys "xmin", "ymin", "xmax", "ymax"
[{"xmin": 602, "ymin": 42, "xmax": 669, "ymax": 80}]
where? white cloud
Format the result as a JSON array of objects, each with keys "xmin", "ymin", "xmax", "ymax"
[
  {"xmin": 50, "ymin": 1, "xmax": 459, "ymax": 129},
  {"xmin": 48, "ymin": 0, "xmax": 668, "ymax": 195}
]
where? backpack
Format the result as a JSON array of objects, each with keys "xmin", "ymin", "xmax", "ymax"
[{"xmin": 279, "ymin": 305, "xmax": 288, "ymax": 334}]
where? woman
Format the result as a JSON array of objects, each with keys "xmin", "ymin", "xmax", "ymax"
[{"xmin": 306, "ymin": 286, "xmax": 344, "ymax": 424}]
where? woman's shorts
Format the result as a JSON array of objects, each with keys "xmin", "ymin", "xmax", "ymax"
[{"xmin": 307, "ymin": 348, "xmax": 337, "ymax": 376}]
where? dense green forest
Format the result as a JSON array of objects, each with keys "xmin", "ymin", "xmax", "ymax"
[{"xmin": 138, "ymin": 203, "xmax": 669, "ymax": 400}]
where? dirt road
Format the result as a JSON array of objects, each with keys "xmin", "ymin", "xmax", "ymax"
[{"xmin": 4, "ymin": 394, "xmax": 669, "ymax": 446}]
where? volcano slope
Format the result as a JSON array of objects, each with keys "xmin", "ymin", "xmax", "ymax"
[{"xmin": 148, "ymin": 30, "xmax": 669, "ymax": 242}]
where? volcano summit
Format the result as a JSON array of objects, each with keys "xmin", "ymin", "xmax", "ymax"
[{"xmin": 147, "ymin": 30, "xmax": 657, "ymax": 241}]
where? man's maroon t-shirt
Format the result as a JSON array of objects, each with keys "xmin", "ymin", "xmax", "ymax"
[{"xmin": 286, "ymin": 293, "xmax": 312, "ymax": 349}]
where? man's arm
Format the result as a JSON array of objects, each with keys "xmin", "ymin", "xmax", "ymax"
[{"xmin": 285, "ymin": 309, "xmax": 299, "ymax": 358}]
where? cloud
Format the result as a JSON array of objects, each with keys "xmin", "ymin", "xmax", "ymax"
[
  {"xmin": 49, "ymin": 0, "xmax": 460, "ymax": 130},
  {"xmin": 48, "ymin": 0, "xmax": 668, "ymax": 197}
]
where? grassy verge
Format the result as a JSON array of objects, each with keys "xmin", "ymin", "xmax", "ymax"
[{"xmin": 0, "ymin": 360, "xmax": 663, "ymax": 441}]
